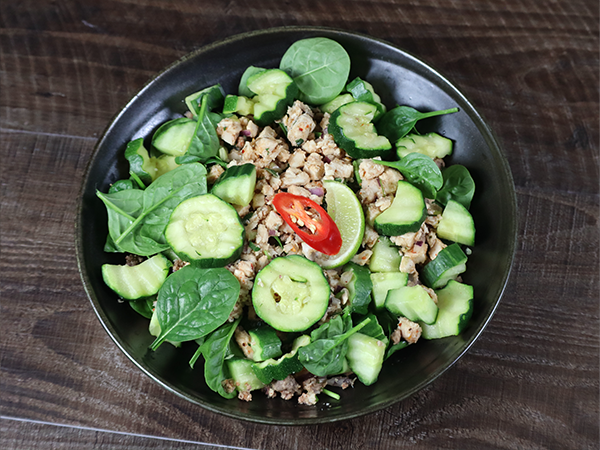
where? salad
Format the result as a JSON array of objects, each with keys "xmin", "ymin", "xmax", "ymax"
[{"xmin": 98, "ymin": 37, "xmax": 476, "ymax": 405}]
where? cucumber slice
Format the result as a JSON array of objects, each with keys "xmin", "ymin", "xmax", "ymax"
[
  {"xmin": 314, "ymin": 180, "xmax": 365, "ymax": 269},
  {"xmin": 396, "ymin": 132, "xmax": 453, "ymax": 159},
  {"xmin": 437, "ymin": 199, "xmax": 475, "ymax": 246},
  {"xmin": 238, "ymin": 66, "xmax": 265, "ymax": 97},
  {"xmin": 211, "ymin": 163, "xmax": 257, "ymax": 207},
  {"xmin": 421, "ymin": 243, "xmax": 467, "ymax": 289},
  {"xmin": 320, "ymin": 93, "xmax": 354, "ymax": 114},
  {"xmin": 370, "ymin": 272, "xmax": 408, "ymax": 309},
  {"xmin": 152, "ymin": 117, "xmax": 196, "ymax": 157},
  {"xmin": 342, "ymin": 262, "xmax": 373, "ymax": 315},
  {"xmin": 252, "ymin": 335, "xmax": 310, "ymax": 384},
  {"xmin": 165, "ymin": 194, "xmax": 244, "ymax": 267},
  {"xmin": 374, "ymin": 181, "xmax": 426, "ymax": 236},
  {"xmin": 184, "ymin": 84, "xmax": 225, "ymax": 116},
  {"xmin": 252, "ymin": 255, "xmax": 329, "ymax": 332},
  {"xmin": 346, "ymin": 332, "xmax": 386, "ymax": 386},
  {"xmin": 421, "ymin": 280, "xmax": 473, "ymax": 339},
  {"xmin": 125, "ymin": 138, "xmax": 156, "ymax": 185},
  {"xmin": 223, "ymin": 95, "xmax": 255, "ymax": 116},
  {"xmin": 247, "ymin": 326, "xmax": 283, "ymax": 362},
  {"xmin": 385, "ymin": 285, "xmax": 439, "ymax": 325},
  {"xmin": 329, "ymin": 101, "xmax": 393, "ymax": 159},
  {"xmin": 345, "ymin": 77, "xmax": 386, "ymax": 122},
  {"xmin": 227, "ymin": 358, "xmax": 265, "ymax": 393},
  {"xmin": 247, "ymin": 69, "xmax": 298, "ymax": 126},
  {"xmin": 102, "ymin": 254, "xmax": 170, "ymax": 300},
  {"xmin": 153, "ymin": 154, "xmax": 180, "ymax": 178},
  {"xmin": 369, "ymin": 237, "xmax": 401, "ymax": 272}
]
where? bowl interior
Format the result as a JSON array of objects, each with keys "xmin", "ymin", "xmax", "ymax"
[{"xmin": 76, "ymin": 26, "xmax": 517, "ymax": 425}]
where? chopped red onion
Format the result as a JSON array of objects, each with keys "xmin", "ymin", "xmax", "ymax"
[
  {"xmin": 268, "ymin": 229, "xmax": 277, "ymax": 236},
  {"xmin": 308, "ymin": 187, "xmax": 325, "ymax": 196},
  {"xmin": 241, "ymin": 129, "xmax": 252, "ymax": 137}
]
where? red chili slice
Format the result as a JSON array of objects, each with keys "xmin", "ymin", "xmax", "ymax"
[{"xmin": 272, "ymin": 193, "xmax": 342, "ymax": 255}]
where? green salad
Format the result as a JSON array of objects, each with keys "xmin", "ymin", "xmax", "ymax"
[{"xmin": 98, "ymin": 37, "xmax": 476, "ymax": 405}]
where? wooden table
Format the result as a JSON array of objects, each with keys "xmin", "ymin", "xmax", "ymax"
[{"xmin": 2, "ymin": 1, "xmax": 598, "ymax": 448}]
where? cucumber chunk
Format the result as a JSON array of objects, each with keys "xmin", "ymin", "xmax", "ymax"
[
  {"xmin": 374, "ymin": 181, "xmax": 426, "ymax": 236},
  {"xmin": 102, "ymin": 254, "xmax": 171, "ymax": 300},
  {"xmin": 185, "ymin": 84, "xmax": 225, "ymax": 117},
  {"xmin": 247, "ymin": 326, "xmax": 283, "ymax": 362},
  {"xmin": 227, "ymin": 358, "xmax": 265, "ymax": 393},
  {"xmin": 238, "ymin": 66, "xmax": 266, "ymax": 97},
  {"xmin": 211, "ymin": 163, "xmax": 257, "ymax": 207},
  {"xmin": 252, "ymin": 335, "xmax": 310, "ymax": 384},
  {"xmin": 247, "ymin": 69, "xmax": 298, "ymax": 126},
  {"xmin": 320, "ymin": 93, "xmax": 354, "ymax": 114},
  {"xmin": 370, "ymin": 272, "xmax": 408, "ymax": 309},
  {"xmin": 421, "ymin": 280, "xmax": 473, "ymax": 339},
  {"xmin": 252, "ymin": 255, "xmax": 329, "ymax": 332},
  {"xmin": 345, "ymin": 77, "xmax": 386, "ymax": 121},
  {"xmin": 421, "ymin": 243, "xmax": 467, "ymax": 289},
  {"xmin": 369, "ymin": 237, "xmax": 401, "ymax": 272},
  {"xmin": 346, "ymin": 332, "xmax": 386, "ymax": 386},
  {"xmin": 395, "ymin": 132, "xmax": 453, "ymax": 159},
  {"xmin": 223, "ymin": 95, "xmax": 255, "ymax": 116},
  {"xmin": 329, "ymin": 101, "xmax": 393, "ymax": 159},
  {"xmin": 385, "ymin": 285, "xmax": 439, "ymax": 325},
  {"xmin": 165, "ymin": 194, "xmax": 244, "ymax": 267},
  {"xmin": 437, "ymin": 199, "xmax": 475, "ymax": 246},
  {"xmin": 151, "ymin": 117, "xmax": 196, "ymax": 157}
]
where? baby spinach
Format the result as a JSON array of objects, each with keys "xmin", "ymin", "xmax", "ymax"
[
  {"xmin": 378, "ymin": 105, "xmax": 459, "ymax": 142},
  {"xmin": 357, "ymin": 313, "xmax": 388, "ymax": 345},
  {"xmin": 108, "ymin": 179, "xmax": 136, "ymax": 193},
  {"xmin": 279, "ymin": 37, "xmax": 350, "ymax": 105},
  {"xmin": 298, "ymin": 315, "xmax": 371, "ymax": 377},
  {"xmin": 97, "ymin": 163, "xmax": 207, "ymax": 256},
  {"xmin": 197, "ymin": 318, "xmax": 240, "ymax": 399},
  {"xmin": 436, "ymin": 164, "xmax": 476, "ymax": 209},
  {"xmin": 150, "ymin": 265, "xmax": 240, "ymax": 350},
  {"xmin": 374, "ymin": 153, "xmax": 443, "ymax": 199},
  {"xmin": 185, "ymin": 98, "xmax": 220, "ymax": 162},
  {"xmin": 129, "ymin": 296, "xmax": 155, "ymax": 319}
]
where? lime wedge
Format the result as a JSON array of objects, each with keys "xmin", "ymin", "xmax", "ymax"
[{"xmin": 315, "ymin": 180, "xmax": 365, "ymax": 269}]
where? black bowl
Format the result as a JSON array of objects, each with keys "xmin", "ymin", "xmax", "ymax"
[{"xmin": 76, "ymin": 26, "xmax": 517, "ymax": 425}]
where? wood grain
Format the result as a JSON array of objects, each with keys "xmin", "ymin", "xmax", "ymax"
[{"xmin": 1, "ymin": 0, "xmax": 598, "ymax": 449}]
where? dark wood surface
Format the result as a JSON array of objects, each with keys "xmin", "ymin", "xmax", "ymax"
[{"xmin": 1, "ymin": 1, "xmax": 598, "ymax": 449}]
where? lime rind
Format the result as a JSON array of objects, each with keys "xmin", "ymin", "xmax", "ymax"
[{"xmin": 315, "ymin": 180, "xmax": 365, "ymax": 269}]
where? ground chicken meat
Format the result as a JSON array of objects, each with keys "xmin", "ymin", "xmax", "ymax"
[
  {"xmin": 207, "ymin": 164, "xmax": 225, "ymax": 184},
  {"xmin": 125, "ymin": 254, "xmax": 145, "ymax": 266},
  {"xmin": 283, "ymin": 100, "xmax": 316, "ymax": 146},
  {"xmin": 281, "ymin": 167, "xmax": 311, "ymax": 187},
  {"xmin": 269, "ymin": 376, "xmax": 302, "ymax": 400},
  {"xmin": 298, "ymin": 377, "xmax": 327, "ymax": 405},
  {"xmin": 391, "ymin": 317, "xmax": 422, "ymax": 345},
  {"xmin": 234, "ymin": 327, "xmax": 254, "ymax": 359},
  {"xmin": 217, "ymin": 117, "xmax": 243, "ymax": 145}
]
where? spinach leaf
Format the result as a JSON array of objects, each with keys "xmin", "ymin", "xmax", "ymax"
[
  {"xmin": 374, "ymin": 153, "xmax": 442, "ymax": 199},
  {"xmin": 357, "ymin": 313, "xmax": 389, "ymax": 345},
  {"xmin": 108, "ymin": 179, "xmax": 136, "ymax": 193},
  {"xmin": 377, "ymin": 105, "xmax": 459, "ymax": 142},
  {"xmin": 129, "ymin": 296, "xmax": 155, "ymax": 319},
  {"xmin": 197, "ymin": 318, "xmax": 240, "ymax": 399},
  {"xmin": 279, "ymin": 37, "xmax": 351, "ymax": 105},
  {"xmin": 298, "ymin": 315, "xmax": 371, "ymax": 377},
  {"xmin": 385, "ymin": 341, "xmax": 409, "ymax": 360},
  {"xmin": 189, "ymin": 337, "xmax": 207, "ymax": 368},
  {"xmin": 342, "ymin": 262, "xmax": 373, "ymax": 315},
  {"xmin": 186, "ymin": 98, "xmax": 220, "ymax": 162},
  {"xmin": 150, "ymin": 265, "xmax": 240, "ymax": 350},
  {"xmin": 98, "ymin": 163, "xmax": 207, "ymax": 256},
  {"xmin": 436, "ymin": 164, "xmax": 476, "ymax": 209}
]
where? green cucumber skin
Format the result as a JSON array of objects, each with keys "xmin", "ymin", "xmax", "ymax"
[
  {"xmin": 385, "ymin": 285, "xmax": 439, "ymax": 325},
  {"xmin": 345, "ymin": 78, "xmax": 386, "ymax": 121},
  {"xmin": 370, "ymin": 272, "xmax": 408, "ymax": 309},
  {"xmin": 125, "ymin": 138, "xmax": 154, "ymax": 185},
  {"xmin": 102, "ymin": 254, "xmax": 171, "ymax": 300},
  {"xmin": 247, "ymin": 69, "xmax": 298, "ymax": 127},
  {"xmin": 251, "ymin": 335, "xmax": 310, "ymax": 384},
  {"xmin": 227, "ymin": 358, "xmax": 265, "ymax": 392},
  {"xmin": 421, "ymin": 243, "xmax": 468, "ymax": 289},
  {"xmin": 329, "ymin": 102, "xmax": 393, "ymax": 159},
  {"xmin": 248, "ymin": 326, "xmax": 283, "ymax": 362},
  {"xmin": 211, "ymin": 163, "xmax": 257, "ymax": 207},
  {"xmin": 252, "ymin": 255, "xmax": 329, "ymax": 333},
  {"xmin": 184, "ymin": 84, "xmax": 225, "ymax": 116},
  {"xmin": 343, "ymin": 262, "xmax": 373, "ymax": 315},
  {"xmin": 437, "ymin": 199, "xmax": 475, "ymax": 246},
  {"xmin": 151, "ymin": 118, "xmax": 196, "ymax": 156},
  {"xmin": 421, "ymin": 280, "xmax": 474, "ymax": 339},
  {"xmin": 374, "ymin": 181, "xmax": 427, "ymax": 236},
  {"xmin": 165, "ymin": 194, "xmax": 244, "ymax": 267},
  {"xmin": 346, "ymin": 332, "xmax": 385, "ymax": 386}
]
